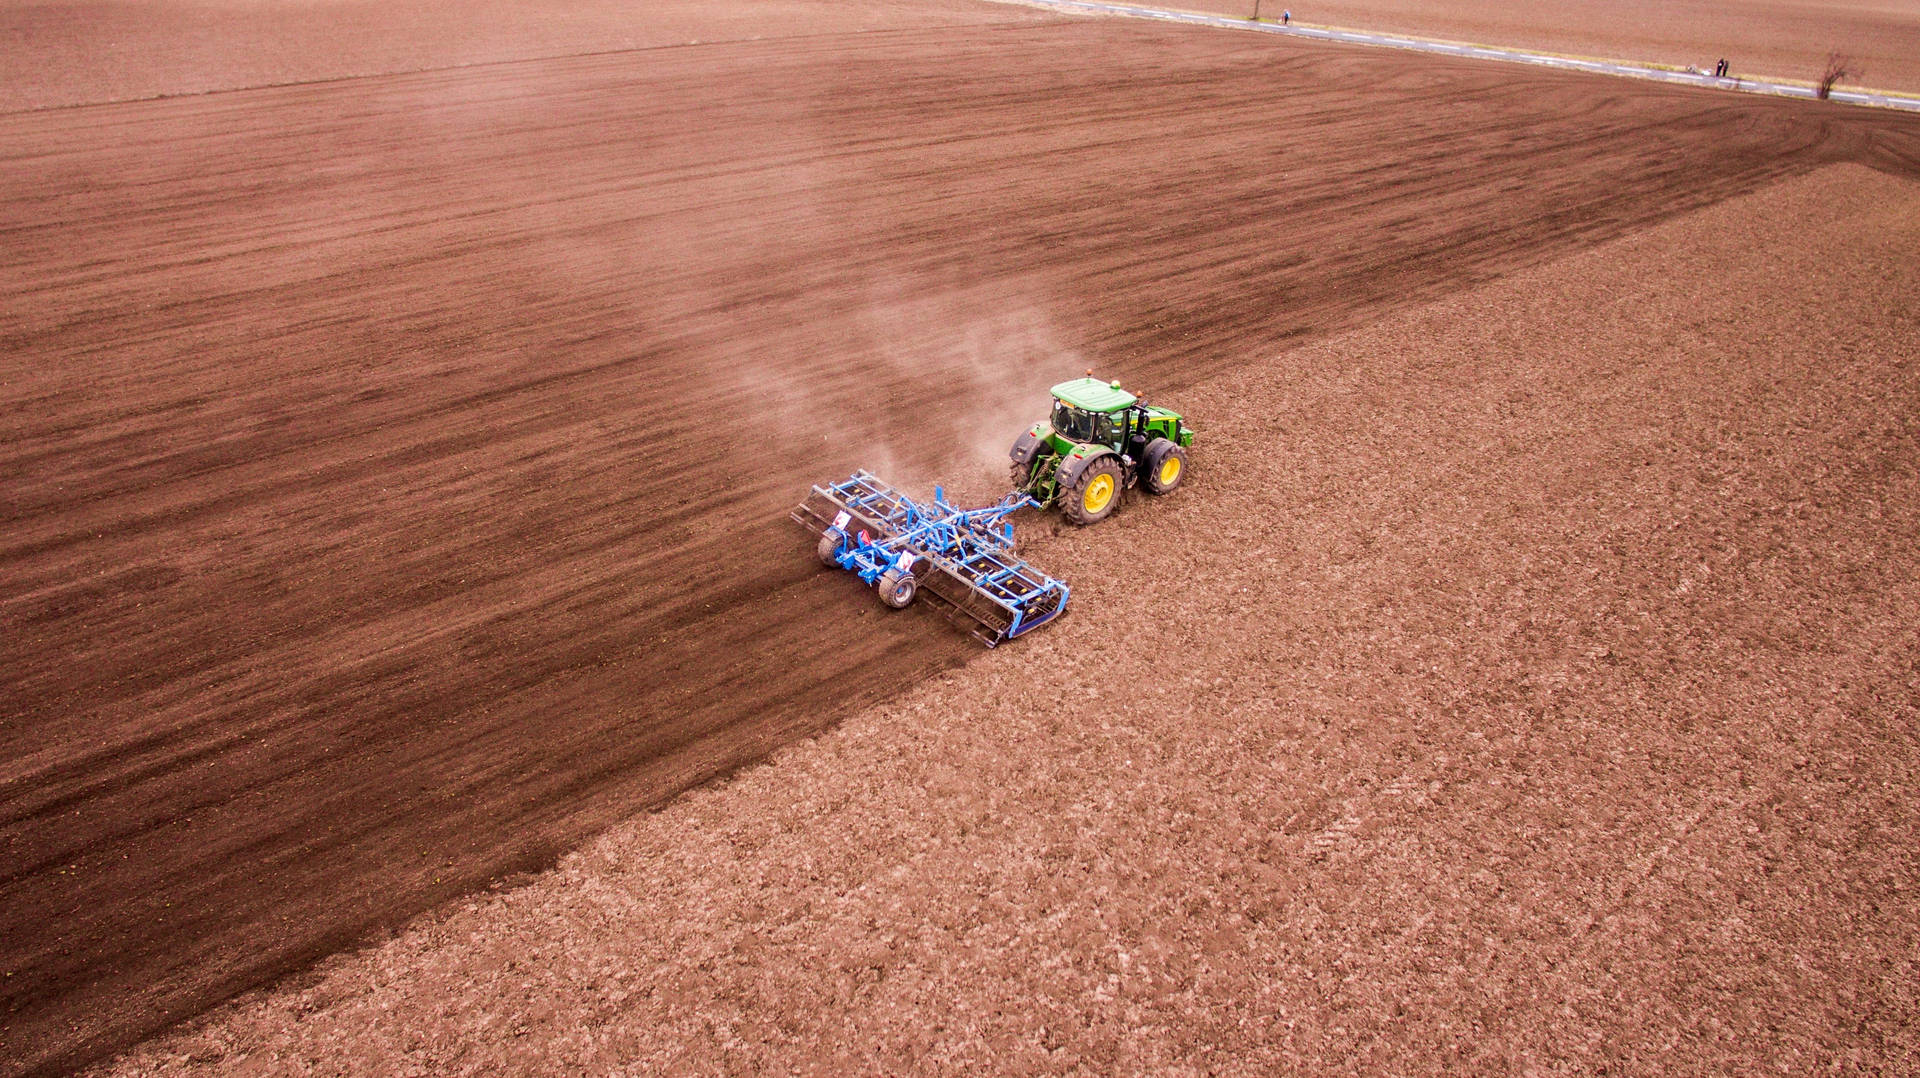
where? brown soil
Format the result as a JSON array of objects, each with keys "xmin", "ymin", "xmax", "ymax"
[
  {"xmin": 1166, "ymin": 0, "xmax": 1920, "ymax": 95},
  {"xmin": 100, "ymin": 159, "xmax": 1920, "ymax": 1077},
  {"xmin": 4, "ymin": 5, "xmax": 1919, "ymax": 1077},
  {"xmin": 0, "ymin": 0, "xmax": 1050, "ymax": 112}
]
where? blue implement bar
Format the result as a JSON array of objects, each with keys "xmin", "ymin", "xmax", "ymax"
[{"xmin": 793, "ymin": 472, "xmax": 1071, "ymax": 646}]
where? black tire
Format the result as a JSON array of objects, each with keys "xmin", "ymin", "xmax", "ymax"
[
  {"xmin": 877, "ymin": 568, "xmax": 918, "ymax": 608},
  {"xmin": 1009, "ymin": 461, "xmax": 1031, "ymax": 490},
  {"xmin": 817, "ymin": 529, "xmax": 844, "ymax": 567},
  {"xmin": 1141, "ymin": 438, "xmax": 1188, "ymax": 495},
  {"xmin": 1061, "ymin": 455, "xmax": 1123, "ymax": 526}
]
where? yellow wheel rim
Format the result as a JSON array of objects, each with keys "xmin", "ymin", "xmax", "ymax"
[
  {"xmin": 1083, "ymin": 473, "xmax": 1115, "ymax": 514},
  {"xmin": 1159, "ymin": 457, "xmax": 1182, "ymax": 486}
]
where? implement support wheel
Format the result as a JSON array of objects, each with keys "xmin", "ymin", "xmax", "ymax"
[
  {"xmin": 877, "ymin": 568, "xmax": 919, "ymax": 609},
  {"xmin": 817, "ymin": 529, "xmax": 844, "ymax": 567},
  {"xmin": 1062, "ymin": 456, "xmax": 1123, "ymax": 526},
  {"xmin": 1142, "ymin": 438, "xmax": 1188, "ymax": 495}
]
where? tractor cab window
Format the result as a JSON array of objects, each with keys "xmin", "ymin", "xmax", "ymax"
[
  {"xmin": 1053, "ymin": 401, "xmax": 1123, "ymax": 445},
  {"xmin": 1052, "ymin": 401, "xmax": 1099, "ymax": 443}
]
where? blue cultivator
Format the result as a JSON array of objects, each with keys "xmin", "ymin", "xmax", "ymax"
[{"xmin": 792, "ymin": 470, "xmax": 1070, "ymax": 646}]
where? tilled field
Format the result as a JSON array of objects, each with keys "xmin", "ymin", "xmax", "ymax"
[
  {"xmin": 100, "ymin": 160, "xmax": 1920, "ymax": 1077},
  {"xmin": 4, "ymin": 9, "xmax": 1919, "ymax": 1077},
  {"xmin": 0, "ymin": 0, "xmax": 1050, "ymax": 112}
]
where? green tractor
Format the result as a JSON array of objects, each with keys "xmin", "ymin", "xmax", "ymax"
[{"xmin": 1009, "ymin": 376, "xmax": 1195, "ymax": 525}]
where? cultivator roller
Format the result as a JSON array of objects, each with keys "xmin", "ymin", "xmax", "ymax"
[{"xmin": 792, "ymin": 470, "xmax": 1070, "ymax": 646}]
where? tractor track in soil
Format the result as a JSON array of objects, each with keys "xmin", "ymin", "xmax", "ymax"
[{"xmin": 4, "ymin": 13, "xmax": 1919, "ymax": 1076}]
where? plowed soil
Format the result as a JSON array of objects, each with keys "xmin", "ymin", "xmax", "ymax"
[
  {"xmin": 0, "ymin": 0, "xmax": 1050, "ymax": 112},
  {"xmin": 4, "ymin": 6, "xmax": 1919, "ymax": 1077},
  {"xmin": 98, "ymin": 158, "xmax": 1920, "ymax": 1078}
]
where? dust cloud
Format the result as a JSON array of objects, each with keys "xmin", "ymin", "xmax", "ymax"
[{"xmin": 849, "ymin": 280, "xmax": 1085, "ymax": 504}]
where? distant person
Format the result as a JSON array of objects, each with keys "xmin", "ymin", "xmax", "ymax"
[{"xmin": 1282, "ymin": 10, "xmax": 1290, "ymax": 25}]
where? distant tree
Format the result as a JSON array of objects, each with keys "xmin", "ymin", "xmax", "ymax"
[{"xmin": 1818, "ymin": 52, "xmax": 1855, "ymax": 99}]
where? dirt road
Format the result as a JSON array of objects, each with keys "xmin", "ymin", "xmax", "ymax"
[
  {"xmin": 1162, "ymin": 0, "xmax": 1920, "ymax": 95},
  {"xmin": 4, "ymin": 12, "xmax": 1918, "ymax": 1076}
]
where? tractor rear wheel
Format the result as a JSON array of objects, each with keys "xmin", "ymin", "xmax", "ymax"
[
  {"xmin": 1061, "ymin": 456, "xmax": 1123, "ymax": 526},
  {"xmin": 1142, "ymin": 438, "xmax": 1188, "ymax": 495},
  {"xmin": 877, "ymin": 568, "xmax": 918, "ymax": 608},
  {"xmin": 1009, "ymin": 461, "xmax": 1031, "ymax": 490},
  {"xmin": 817, "ymin": 529, "xmax": 844, "ymax": 567}
]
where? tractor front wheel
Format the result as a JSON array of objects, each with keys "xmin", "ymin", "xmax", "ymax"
[
  {"xmin": 877, "ymin": 568, "xmax": 918, "ymax": 608},
  {"xmin": 1142, "ymin": 438, "xmax": 1188, "ymax": 495},
  {"xmin": 1061, "ymin": 456, "xmax": 1123, "ymax": 526}
]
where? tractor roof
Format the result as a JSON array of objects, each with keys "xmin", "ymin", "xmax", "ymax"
[{"xmin": 1051, "ymin": 377, "xmax": 1136, "ymax": 413}]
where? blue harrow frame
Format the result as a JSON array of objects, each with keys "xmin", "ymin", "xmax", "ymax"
[{"xmin": 792, "ymin": 471, "xmax": 1071, "ymax": 646}]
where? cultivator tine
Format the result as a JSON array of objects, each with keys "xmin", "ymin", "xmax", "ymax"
[
  {"xmin": 920, "ymin": 568, "xmax": 1015, "ymax": 645},
  {"xmin": 791, "ymin": 470, "xmax": 913, "ymax": 539},
  {"xmin": 918, "ymin": 557, "xmax": 1069, "ymax": 648}
]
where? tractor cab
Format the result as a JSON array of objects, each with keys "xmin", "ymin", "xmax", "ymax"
[{"xmin": 1048, "ymin": 378, "xmax": 1136, "ymax": 450}]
